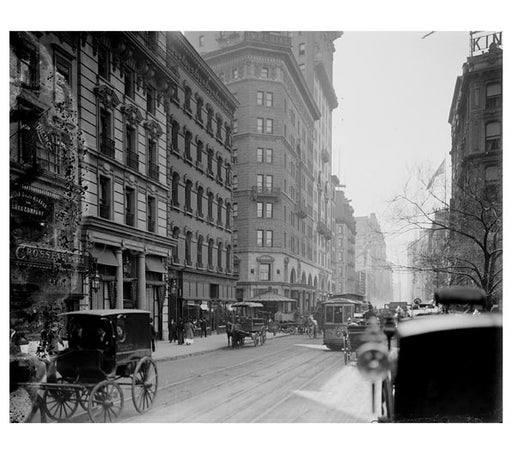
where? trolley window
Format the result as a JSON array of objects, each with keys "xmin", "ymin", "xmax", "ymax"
[
  {"xmin": 325, "ymin": 306, "xmax": 334, "ymax": 323},
  {"xmin": 343, "ymin": 305, "xmax": 354, "ymax": 322},
  {"xmin": 334, "ymin": 306, "xmax": 344, "ymax": 323}
]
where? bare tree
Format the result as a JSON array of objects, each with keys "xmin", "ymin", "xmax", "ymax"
[{"xmin": 392, "ymin": 165, "xmax": 502, "ymax": 309}]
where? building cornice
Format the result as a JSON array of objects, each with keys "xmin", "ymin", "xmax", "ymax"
[
  {"xmin": 203, "ymin": 33, "xmax": 320, "ymax": 121},
  {"xmin": 166, "ymin": 32, "xmax": 239, "ymax": 118},
  {"xmin": 314, "ymin": 62, "xmax": 338, "ymax": 110}
]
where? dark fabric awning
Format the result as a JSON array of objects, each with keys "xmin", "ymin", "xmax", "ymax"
[
  {"xmin": 146, "ymin": 256, "xmax": 166, "ymax": 273},
  {"xmin": 91, "ymin": 247, "xmax": 118, "ymax": 267},
  {"xmin": 245, "ymin": 291, "xmax": 297, "ymax": 303}
]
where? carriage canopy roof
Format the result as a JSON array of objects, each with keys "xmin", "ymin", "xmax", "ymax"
[
  {"xmin": 245, "ymin": 291, "xmax": 296, "ymax": 303},
  {"xmin": 60, "ymin": 309, "xmax": 151, "ymax": 317},
  {"xmin": 232, "ymin": 302, "xmax": 264, "ymax": 308},
  {"xmin": 319, "ymin": 297, "xmax": 359, "ymax": 306}
]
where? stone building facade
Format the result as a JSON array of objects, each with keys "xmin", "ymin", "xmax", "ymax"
[
  {"xmin": 10, "ymin": 32, "xmax": 238, "ymax": 339},
  {"xmin": 448, "ymin": 32, "xmax": 502, "ymax": 307},
  {"xmin": 333, "ymin": 188, "xmax": 356, "ymax": 294},
  {"xmin": 187, "ymin": 31, "xmax": 341, "ymax": 314},
  {"xmin": 355, "ymin": 213, "xmax": 393, "ymax": 305}
]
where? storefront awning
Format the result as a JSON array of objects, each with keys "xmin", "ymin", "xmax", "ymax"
[
  {"xmin": 146, "ymin": 256, "xmax": 166, "ymax": 273},
  {"xmin": 91, "ymin": 247, "xmax": 118, "ymax": 267}
]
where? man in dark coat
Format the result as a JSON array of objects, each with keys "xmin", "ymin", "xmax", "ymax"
[
  {"xmin": 168, "ymin": 319, "xmax": 178, "ymax": 343},
  {"xmin": 200, "ymin": 318, "xmax": 207, "ymax": 338},
  {"xmin": 177, "ymin": 318, "xmax": 185, "ymax": 345}
]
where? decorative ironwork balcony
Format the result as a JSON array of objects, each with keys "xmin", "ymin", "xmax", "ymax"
[
  {"xmin": 148, "ymin": 162, "xmax": 159, "ymax": 181},
  {"xmin": 126, "ymin": 151, "xmax": 138, "ymax": 170},
  {"xmin": 243, "ymin": 32, "xmax": 291, "ymax": 47},
  {"xmin": 100, "ymin": 136, "xmax": 115, "ymax": 158},
  {"xmin": 317, "ymin": 220, "xmax": 329, "ymax": 235},
  {"xmin": 295, "ymin": 204, "xmax": 308, "ymax": 219},
  {"xmin": 99, "ymin": 205, "xmax": 110, "ymax": 219},
  {"xmin": 251, "ymin": 186, "xmax": 281, "ymax": 200},
  {"xmin": 125, "ymin": 213, "xmax": 135, "ymax": 226}
]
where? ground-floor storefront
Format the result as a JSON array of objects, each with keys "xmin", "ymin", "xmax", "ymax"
[
  {"xmin": 165, "ymin": 268, "xmax": 237, "ymax": 338},
  {"xmin": 235, "ymin": 283, "xmax": 321, "ymax": 316}
]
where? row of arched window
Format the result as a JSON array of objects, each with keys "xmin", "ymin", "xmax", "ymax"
[
  {"xmin": 167, "ymin": 117, "xmax": 232, "ymax": 185},
  {"xmin": 180, "ymin": 82, "xmax": 233, "ymax": 150},
  {"xmin": 170, "ymin": 226, "xmax": 232, "ymax": 272},
  {"xmin": 170, "ymin": 172, "xmax": 232, "ymax": 229}
]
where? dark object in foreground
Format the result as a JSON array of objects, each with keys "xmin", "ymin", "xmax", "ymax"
[
  {"xmin": 358, "ymin": 287, "xmax": 502, "ymax": 423},
  {"xmin": 11, "ymin": 309, "xmax": 158, "ymax": 423},
  {"xmin": 393, "ymin": 314, "xmax": 502, "ymax": 422}
]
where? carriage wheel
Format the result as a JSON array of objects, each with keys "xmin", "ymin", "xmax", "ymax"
[
  {"xmin": 87, "ymin": 380, "xmax": 124, "ymax": 423},
  {"xmin": 42, "ymin": 385, "xmax": 79, "ymax": 421},
  {"xmin": 78, "ymin": 386, "xmax": 91, "ymax": 411},
  {"xmin": 132, "ymin": 357, "xmax": 158, "ymax": 414},
  {"xmin": 260, "ymin": 329, "xmax": 267, "ymax": 346},
  {"xmin": 253, "ymin": 333, "xmax": 259, "ymax": 347}
]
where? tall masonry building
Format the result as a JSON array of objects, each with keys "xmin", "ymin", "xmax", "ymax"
[{"xmin": 187, "ymin": 31, "xmax": 342, "ymax": 313}]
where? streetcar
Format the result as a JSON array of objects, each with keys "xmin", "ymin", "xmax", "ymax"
[{"xmin": 319, "ymin": 295, "xmax": 357, "ymax": 351}]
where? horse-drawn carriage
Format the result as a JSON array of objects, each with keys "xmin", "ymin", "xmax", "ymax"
[
  {"xmin": 227, "ymin": 302, "xmax": 268, "ymax": 348},
  {"xmin": 10, "ymin": 309, "xmax": 158, "ymax": 423}
]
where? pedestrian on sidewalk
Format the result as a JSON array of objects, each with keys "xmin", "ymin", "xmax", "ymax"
[
  {"xmin": 184, "ymin": 319, "xmax": 195, "ymax": 345},
  {"xmin": 149, "ymin": 318, "xmax": 156, "ymax": 352},
  {"xmin": 177, "ymin": 318, "xmax": 185, "ymax": 345},
  {"xmin": 200, "ymin": 318, "xmax": 207, "ymax": 338},
  {"xmin": 168, "ymin": 319, "xmax": 178, "ymax": 343}
]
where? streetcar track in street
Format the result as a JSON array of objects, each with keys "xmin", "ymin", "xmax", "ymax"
[
  {"xmin": 249, "ymin": 359, "xmax": 344, "ymax": 423},
  {"xmin": 123, "ymin": 342, "xmax": 342, "ymax": 422},
  {"xmin": 122, "ymin": 343, "xmax": 316, "ymax": 420}
]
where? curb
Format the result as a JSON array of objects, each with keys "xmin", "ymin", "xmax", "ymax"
[{"xmin": 153, "ymin": 332, "xmax": 291, "ymax": 364}]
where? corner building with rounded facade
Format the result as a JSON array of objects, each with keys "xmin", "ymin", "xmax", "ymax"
[{"xmin": 187, "ymin": 32, "xmax": 340, "ymax": 314}]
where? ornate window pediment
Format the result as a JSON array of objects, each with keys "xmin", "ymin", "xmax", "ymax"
[
  {"xmin": 94, "ymin": 85, "xmax": 120, "ymax": 110},
  {"xmin": 121, "ymin": 103, "xmax": 143, "ymax": 127},
  {"xmin": 144, "ymin": 119, "xmax": 163, "ymax": 140}
]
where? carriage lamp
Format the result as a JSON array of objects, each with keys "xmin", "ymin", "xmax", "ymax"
[{"xmin": 91, "ymin": 270, "xmax": 101, "ymax": 293}]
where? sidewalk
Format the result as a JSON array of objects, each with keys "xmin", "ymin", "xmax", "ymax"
[{"xmin": 152, "ymin": 330, "xmax": 289, "ymax": 363}]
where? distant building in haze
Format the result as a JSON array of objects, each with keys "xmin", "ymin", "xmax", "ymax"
[
  {"xmin": 333, "ymin": 187, "xmax": 356, "ymax": 294},
  {"xmin": 355, "ymin": 213, "xmax": 393, "ymax": 305}
]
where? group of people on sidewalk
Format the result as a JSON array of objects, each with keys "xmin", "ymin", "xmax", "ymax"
[{"xmin": 167, "ymin": 318, "xmax": 209, "ymax": 346}]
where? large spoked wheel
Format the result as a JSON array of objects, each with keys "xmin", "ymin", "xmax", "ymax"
[
  {"xmin": 260, "ymin": 329, "xmax": 267, "ymax": 346},
  {"xmin": 132, "ymin": 357, "xmax": 158, "ymax": 414},
  {"xmin": 42, "ymin": 385, "xmax": 79, "ymax": 421},
  {"xmin": 78, "ymin": 386, "xmax": 91, "ymax": 411},
  {"xmin": 88, "ymin": 380, "xmax": 124, "ymax": 423},
  {"xmin": 253, "ymin": 333, "xmax": 259, "ymax": 347}
]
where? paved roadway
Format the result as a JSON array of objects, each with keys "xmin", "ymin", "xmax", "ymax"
[{"xmin": 115, "ymin": 335, "xmax": 377, "ymax": 423}]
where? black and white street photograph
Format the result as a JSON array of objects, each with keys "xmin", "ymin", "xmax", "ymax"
[{"xmin": 5, "ymin": 1, "xmax": 508, "ymax": 452}]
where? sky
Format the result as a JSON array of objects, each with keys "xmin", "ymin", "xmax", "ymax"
[{"xmin": 331, "ymin": 31, "xmax": 470, "ymax": 298}]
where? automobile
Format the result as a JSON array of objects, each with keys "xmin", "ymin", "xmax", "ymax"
[{"xmin": 357, "ymin": 287, "xmax": 502, "ymax": 422}]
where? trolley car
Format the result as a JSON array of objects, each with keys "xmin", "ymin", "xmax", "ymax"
[
  {"xmin": 11, "ymin": 309, "xmax": 158, "ymax": 423},
  {"xmin": 319, "ymin": 296, "xmax": 357, "ymax": 351}
]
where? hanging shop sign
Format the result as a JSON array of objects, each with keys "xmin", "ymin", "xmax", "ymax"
[
  {"xmin": 13, "ymin": 244, "xmax": 87, "ymax": 269},
  {"xmin": 10, "ymin": 189, "xmax": 53, "ymax": 219}
]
